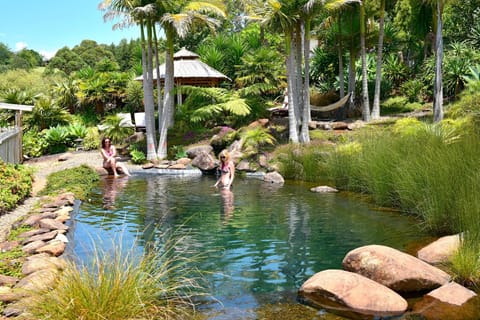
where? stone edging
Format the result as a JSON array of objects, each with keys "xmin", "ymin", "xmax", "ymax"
[{"xmin": 0, "ymin": 192, "xmax": 76, "ymax": 318}]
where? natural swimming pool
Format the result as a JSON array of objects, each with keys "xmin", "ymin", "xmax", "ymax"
[{"xmin": 68, "ymin": 174, "xmax": 430, "ymax": 319}]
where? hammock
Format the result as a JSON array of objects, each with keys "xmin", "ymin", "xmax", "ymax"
[{"xmin": 310, "ymin": 93, "xmax": 351, "ymax": 112}]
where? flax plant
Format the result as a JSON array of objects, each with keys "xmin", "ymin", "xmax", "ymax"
[{"xmin": 26, "ymin": 232, "xmax": 208, "ymax": 320}]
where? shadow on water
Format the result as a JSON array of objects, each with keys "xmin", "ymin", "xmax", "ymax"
[{"xmin": 71, "ymin": 175, "xmax": 446, "ymax": 319}]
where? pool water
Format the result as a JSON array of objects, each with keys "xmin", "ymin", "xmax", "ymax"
[{"xmin": 69, "ymin": 175, "xmax": 430, "ymax": 319}]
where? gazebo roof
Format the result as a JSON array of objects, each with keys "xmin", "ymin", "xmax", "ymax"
[{"xmin": 135, "ymin": 48, "xmax": 230, "ymax": 86}]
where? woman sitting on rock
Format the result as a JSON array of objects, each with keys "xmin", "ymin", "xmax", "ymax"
[{"xmin": 100, "ymin": 137, "xmax": 131, "ymax": 177}]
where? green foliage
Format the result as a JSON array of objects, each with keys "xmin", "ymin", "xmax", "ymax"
[
  {"xmin": 0, "ymin": 246, "xmax": 25, "ymax": 278},
  {"xmin": 168, "ymin": 145, "xmax": 187, "ymax": 160},
  {"xmin": 125, "ymin": 79, "xmax": 144, "ymax": 113},
  {"xmin": 44, "ymin": 125, "xmax": 71, "ymax": 154},
  {"xmin": 239, "ymin": 127, "xmax": 276, "ymax": 153},
  {"xmin": 25, "ymin": 96, "xmax": 72, "ymax": 131},
  {"xmin": 23, "ymin": 130, "xmax": 48, "ymax": 158},
  {"xmin": 130, "ymin": 148, "xmax": 146, "ymax": 164},
  {"xmin": 66, "ymin": 123, "xmax": 88, "ymax": 139},
  {"xmin": 82, "ymin": 127, "xmax": 101, "ymax": 151},
  {"xmin": 100, "ymin": 115, "xmax": 134, "ymax": 144},
  {"xmin": 40, "ymin": 165, "xmax": 99, "ymax": 200},
  {"xmin": 27, "ymin": 233, "xmax": 208, "ymax": 320},
  {"xmin": 178, "ymin": 86, "xmax": 251, "ymax": 127},
  {"xmin": 0, "ymin": 162, "xmax": 33, "ymax": 214},
  {"xmin": 449, "ymin": 235, "xmax": 480, "ymax": 289},
  {"xmin": 381, "ymin": 96, "xmax": 422, "ymax": 115}
]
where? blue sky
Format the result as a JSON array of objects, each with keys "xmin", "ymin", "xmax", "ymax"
[{"xmin": 0, "ymin": 0, "xmax": 139, "ymax": 59}]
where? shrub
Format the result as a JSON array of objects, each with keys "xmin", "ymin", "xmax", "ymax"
[
  {"xmin": 100, "ymin": 115, "xmax": 134, "ymax": 144},
  {"xmin": 66, "ymin": 123, "xmax": 88, "ymax": 139},
  {"xmin": 130, "ymin": 148, "xmax": 146, "ymax": 164},
  {"xmin": 44, "ymin": 125, "xmax": 71, "ymax": 154},
  {"xmin": 22, "ymin": 130, "xmax": 48, "ymax": 158},
  {"xmin": 82, "ymin": 127, "xmax": 100, "ymax": 151},
  {"xmin": 0, "ymin": 162, "xmax": 33, "ymax": 213}
]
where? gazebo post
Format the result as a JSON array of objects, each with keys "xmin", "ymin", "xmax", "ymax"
[{"xmin": 15, "ymin": 111, "xmax": 23, "ymax": 162}]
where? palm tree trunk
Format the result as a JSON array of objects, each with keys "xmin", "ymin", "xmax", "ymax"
[
  {"xmin": 360, "ymin": 2, "xmax": 370, "ymax": 122},
  {"xmin": 371, "ymin": 0, "xmax": 385, "ymax": 120},
  {"xmin": 433, "ymin": 0, "xmax": 444, "ymax": 123},
  {"xmin": 164, "ymin": 27, "xmax": 175, "ymax": 129},
  {"xmin": 153, "ymin": 27, "xmax": 163, "ymax": 133},
  {"xmin": 300, "ymin": 19, "xmax": 311, "ymax": 143},
  {"xmin": 286, "ymin": 31, "xmax": 299, "ymax": 144},
  {"xmin": 140, "ymin": 19, "xmax": 157, "ymax": 161},
  {"xmin": 348, "ymin": 51, "xmax": 356, "ymax": 115}
]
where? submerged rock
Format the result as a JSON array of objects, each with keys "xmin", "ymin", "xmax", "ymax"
[{"xmin": 417, "ymin": 234, "xmax": 461, "ymax": 264}]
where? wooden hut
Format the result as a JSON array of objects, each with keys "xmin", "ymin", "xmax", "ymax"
[{"xmin": 135, "ymin": 47, "xmax": 230, "ymax": 87}]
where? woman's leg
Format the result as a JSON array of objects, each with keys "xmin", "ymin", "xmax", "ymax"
[{"xmin": 117, "ymin": 162, "xmax": 131, "ymax": 176}]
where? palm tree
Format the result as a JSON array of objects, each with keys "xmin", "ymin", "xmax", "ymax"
[
  {"xmin": 430, "ymin": 0, "xmax": 448, "ymax": 123},
  {"xmin": 153, "ymin": 0, "xmax": 227, "ymax": 159},
  {"xmin": 371, "ymin": 0, "xmax": 385, "ymax": 120}
]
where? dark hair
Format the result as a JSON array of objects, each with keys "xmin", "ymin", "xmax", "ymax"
[{"xmin": 101, "ymin": 137, "xmax": 111, "ymax": 149}]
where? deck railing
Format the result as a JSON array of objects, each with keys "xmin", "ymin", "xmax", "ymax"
[{"xmin": 0, "ymin": 127, "xmax": 21, "ymax": 164}]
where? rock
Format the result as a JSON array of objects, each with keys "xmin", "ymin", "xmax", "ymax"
[
  {"xmin": 22, "ymin": 230, "xmax": 58, "ymax": 245},
  {"xmin": 0, "ymin": 287, "xmax": 23, "ymax": 303},
  {"xmin": 263, "ymin": 171, "xmax": 285, "ymax": 185},
  {"xmin": 248, "ymin": 118, "xmax": 269, "ymax": 128},
  {"xmin": 56, "ymin": 192, "xmax": 75, "ymax": 205},
  {"xmin": 417, "ymin": 234, "xmax": 461, "ymax": 264},
  {"xmin": 15, "ymin": 268, "xmax": 59, "ymax": 291},
  {"xmin": 57, "ymin": 153, "xmax": 72, "ymax": 161},
  {"xmin": 38, "ymin": 218, "xmax": 68, "ymax": 231},
  {"xmin": 299, "ymin": 269, "xmax": 408, "ymax": 318},
  {"xmin": 35, "ymin": 240, "xmax": 66, "ymax": 256},
  {"xmin": 22, "ymin": 214, "xmax": 42, "ymax": 227},
  {"xmin": 331, "ymin": 122, "xmax": 349, "ymax": 130},
  {"xmin": 168, "ymin": 163, "xmax": 187, "ymax": 170},
  {"xmin": 0, "ymin": 275, "xmax": 19, "ymax": 286},
  {"xmin": 54, "ymin": 206, "xmax": 73, "ymax": 216},
  {"xmin": 176, "ymin": 157, "xmax": 191, "ymax": 166},
  {"xmin": 191, "ymin": 151, "xmax": 217, "ymax": 171},
  {"xmin": 428, "ymin": 282, "xmax": 477, "ymax": 306},
  {"xmin": 22, "ymin": 255, "xmax": 66, "ymax": 275},
  {"xmin": 342, "ymin": 245, "xmax": 451, "ymax": 292},
  {"xmin": 0, "ymin": 241, "xmax": 19, "ymax": 252},
  {"xmin": 22, "ymin": 240, "xmax": 46, "ymax": 254},
  {"xmin": 236, "ymin": 160, "xmax": 253, "ymax": 172},
  {"xmin": 410, "ymin": 282, "xmax": 480, "ymax": 320},
  {"xmin": 142, "ymin": 163, "xmax": 154, "ymax": 169},
  {"xmin": 17, "ymin": 228, "xmax": 50, "ymax": 239},
  {"xmin": 310, "ymin": 186, "xmax": 338, "ymax": 193},
  {"xmin": 308, "ymin": 121, "xmax": 318, "ymax": 130},
  {"xmin": 186, "ymin": 145, "xmax": 213, "ymax": 159},
  {"xmin": 55, "ymin": 233, "xmax": 69, "ymax": 243},
  {"xmin": 39, "ymin": 211, "xmax": 58, "ymax": 219}
]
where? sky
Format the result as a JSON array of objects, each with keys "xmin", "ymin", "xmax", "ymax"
[{"xmin": 0, "ymin": 0, "xmax": 139, "ymax": 59}]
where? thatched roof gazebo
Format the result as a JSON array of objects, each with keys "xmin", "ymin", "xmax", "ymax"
[{"xmin": 135, "ymin": 47, "xmax": 230, "ymax": 87}]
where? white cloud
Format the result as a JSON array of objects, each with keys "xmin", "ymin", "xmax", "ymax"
[
  {"xmin": 15, "ymin": 42, "xmax": 28, "ymax": 51},
  {"xmin": 40, "ymin": 50, "xmax": 57, "ymax": 60}
]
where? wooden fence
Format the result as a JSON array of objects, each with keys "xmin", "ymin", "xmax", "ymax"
[
  {"xmin": 0, "ymin": 127, "xmax": 21, "ymax": 164},
  {"xmin": 0, "ymin": 102, "xmax": 33, "ymax": 164}
]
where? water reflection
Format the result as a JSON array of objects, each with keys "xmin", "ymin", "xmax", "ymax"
[
  {"xmin": 102, "ymin": 176, "xmax": 128, "ymax": 210},
  {"xmin": 220, "ymin": 188, "xmax": 235, "ymax": 220},
  {"xmin": 74, "ymin": 175, "xmax": 431, "ymax": 319}
]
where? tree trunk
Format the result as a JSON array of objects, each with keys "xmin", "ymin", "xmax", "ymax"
[
  {"xmin": 433, "ymin": 1, "xmax": 444, "ymax": 123},
  {"xmin": 286, "ymin": 31, "xmax": 299, "ymax": 144},
  {"xmin": 153, "ymin": 27, "xmax": 163, "ymax": 133},
  {"xmin": 142, "ymin": 20, "xmax": 157, "ymax": 161},
  {"xmin": 300, "ymin": 19, "xmax": 311, "ymax": 143},
  {"xmin": 371, "ymin": 0, "xmax": 385, "ymax": 120},
  {"xmin": 348, "ymin": 51, "xmax": 356, "ymax": 115},
  {"xmin": 360, "ymin": 2, "xmax": 371, "ymax": 122},
  {"xmin": 164, "ymin": 27, "xmax": 175, "ymax": 130}
]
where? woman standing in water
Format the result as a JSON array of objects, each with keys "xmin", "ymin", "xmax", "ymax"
[{"xmin": 214, "ymin": 150, "xmax": 235, "ymax": 189}]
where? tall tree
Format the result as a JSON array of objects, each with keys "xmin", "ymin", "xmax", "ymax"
[
  {"xmin": 431, "ymin": 0, "xmax": 447, "ymax": 122},
  {"xmin": 371, "ymin": 0, "xmax": 385, "ymax": 120}
]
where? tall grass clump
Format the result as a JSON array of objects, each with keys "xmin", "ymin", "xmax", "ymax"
[{"xmin": 26, "ymin": 232, "xmax": 208, "ymax": 320}]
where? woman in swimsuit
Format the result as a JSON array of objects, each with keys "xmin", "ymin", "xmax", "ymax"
[
  {"xmin": 100, "ymin": 137, "xmax": 131, "ymax": 177},
  {"xmin": 214, "ymin": 150, "xmax": 235, "ymax": 189}
]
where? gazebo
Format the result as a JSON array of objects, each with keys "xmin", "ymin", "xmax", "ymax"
[
  {"xmin": 0, "ymin": 102, "xmax": 33, "ymax": 164},
  {"xmin": 135, "ymin": 47, "xmax": 230, "ymax": 99}
]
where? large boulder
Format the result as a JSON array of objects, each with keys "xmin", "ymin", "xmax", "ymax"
[
  {"xmin": 342, "ymin": 245, "xmax": 451, "ymax": 292},
  {"xmin": 417, "ymin": 234, "xmax": 461, "ymax": 264},
  {"xmin": 191, "ymin": 151, "xmax": 217, "ymax": 172},
  {"xmin": 186, "ymin": 145, "xmax": 213, "ymax": 159},
  {"xmin": 299, "ymin": 269, "xmax": 408, "ymax": 318}
]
